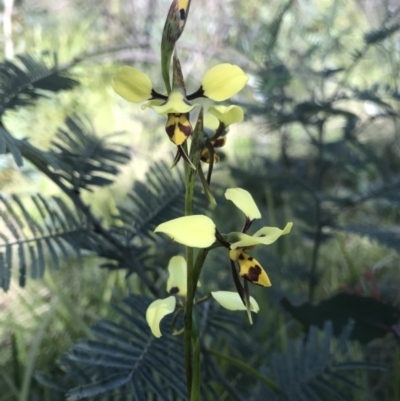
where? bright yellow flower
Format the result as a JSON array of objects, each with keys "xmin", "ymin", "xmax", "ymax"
[
  {"xmin": 154, "ymin": 188, "xmax": 292, "ymax": 288},
  {"xmin": 112, "ymin": 64, "xmax": 248, "ymax": 147},
  {"xmin": 145, "ymin": 256, "xmax": 260, "ymax": 337},
  {"xmin": 112, "ymin": 64, "xmax": 248, "ymax": 110}
]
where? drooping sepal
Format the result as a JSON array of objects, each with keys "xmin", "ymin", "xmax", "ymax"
[{"xmin": 146, "ymin": 296, "xmax": 176, "ymax": 338}]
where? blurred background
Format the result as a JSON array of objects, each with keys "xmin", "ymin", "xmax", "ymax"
[{"xmin": 0, "ymin": 0, "xmax": 400, "ymax": 400}]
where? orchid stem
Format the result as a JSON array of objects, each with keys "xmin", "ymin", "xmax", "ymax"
[{"xmin": 183, "ymin": 140, "xmax": 198, "ymax": 399}]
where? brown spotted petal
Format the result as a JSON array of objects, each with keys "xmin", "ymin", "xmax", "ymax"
[
  {"xmin": 165, "ymin": 113, "xmax": 192, "ymax": 146},
  {"xmin": 237, "ymin": 251, "xmax": 271, "ymax": 287},
  {"xmin": 200, "ymin": 137, "xmax": 226, "ymax": 164}
]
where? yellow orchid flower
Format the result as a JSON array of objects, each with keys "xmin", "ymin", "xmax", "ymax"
[
  {"xmin": 145, "ymin": 256, "xmax": 260, "ymax": 337},
  {"xmin": 201, "ymin": 105, "xmax": 244, "ymax": 164},
  {"xmin": 112, "ymin": 64, "xmax": 248, "ymax": 146},
  {"xmin": 112, "ymin": 64, "xmax": 247, "ymax": 111},
  {"xmin": 154, "ymin": 188, "xmax": 292, "ymax": 287},
  {"xmin": 154, "ymin": 188, "xmax": 292, "ymax": 321}
]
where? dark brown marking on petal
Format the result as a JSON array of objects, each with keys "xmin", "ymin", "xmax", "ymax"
[
  {"xmin": 151, "ymin": 89, "xmax": 168, "ymax": 100},
  {"xmin": 213, "ymin": 137, "xmax": 227, "ymax": 148},
  {"xmin": 169, "ymin": 286, "xmax": 179, "ymax": 295},
  {"xmin": 238, "ymin": 253, "xmax": 245, "ymax": 260},
  {"xmin": 179, "ymin": 8, "xmax": 186, "ymax": 20},
  {"xmin": 165, "ymin": 117, "xmax": 176, "ymax": 140},
  {"xmin": 178, "ymin": 122, "xmax": 192, "ymax": 138},
  {"xmin": 245, "ymin": 265, "xmax": 262, "ymax": 282},
  {"xmin": 248, "ymin": 256, "xmax": 253, "ymax": 261},
  {"xmin": 187, "ymin": 86, "xmax": 205, "ymax": 101}
]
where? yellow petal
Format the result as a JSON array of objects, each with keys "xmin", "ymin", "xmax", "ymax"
[
  {"xmin": 165, "ymin": 113, "xmax": 192, "ymax": 145},
  {"xmin": 208, "ymin": 105, "xmax": 244, "ymax": 126},
  {"xmin": 229, "ymin": 248, "xmax": 242, "ymax": 261},
  {"xmin": 145, "ymin": 296, "xmax": 176, "ymax": 338},
  {"xmin": 229, "ymin": 222, "xmax": 293, "ymax": 249},
  {"xmin": 112, "ymin": 66, "xmax": 153, "ymax": 103},
  {"xmin": 201, "ymin": 64, "xmax": 248, "ymax": 102},
  {"xmin": 151, "ymin": 90, "xmax": 196, "ymax": 114},
  {"xmin": 237, "ymin": 252, "xmax": 271, "ymax": 287},
  {"xmin": 225, "ymin": 188, "xmax": 261, "ymax": 220},
  {"xmin": 167, "ymin": 256, "xmax": 187, "ymax": 296},
  {"xmin": 142, "ymin": 99, "xmax": 165, "ymax": 112},
  {"xmin": 204, "ymin": 113, "xmax": 219, "ymax": 130},
  {"xmin": 211, "ymin": 291, "xmax": 259, "ymax": 312},
  {"xmin": 154, "ymin": 215, "xmax": 216, "ymax": 248}
]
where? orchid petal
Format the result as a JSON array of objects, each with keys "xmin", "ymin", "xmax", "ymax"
[
  {"xmin": 208, "ymin": 105, "xmax": 244, "ymax": 126},
  {"xmin": 154, "ymin": 215, "xmax": 216, "ymax": 248},
  {"xmin": 225, "ymin": 188, "xmax": 261, "ymax": 220},
  {"xmin": 237, "ymin": 251, "xmax": 271, "ymax": 287},
  {"xmin": 145, "ymin": 296, "xmax": 176, "ymax": 338},
  {"xmin": 151, "ymin": 90, "xmax": 196, "ymax": 114},
  {"xmin": 204, "ymin": 113, "xmax": 219, "ymax": 130},
  {"xmin": 167, "ymin": 256, "xmax": 187, "ymax": 296},
  {"xmin": 211, "ymin": 291, "xmax": 259, "ymax": 312},
  {"xmin": 229, "ymin": 222, "xmax": 293, "ymax": 249},
  {"xmin": 112, "ymin": 66, "xmax": 153, "ymax": 103},
  {"xmin": 201, "ymin": 64, "xmax": 248, "ymax": 101},
  {"xmin": 165, "ymin": 113, "xmax": 192, "ymax": 145}
]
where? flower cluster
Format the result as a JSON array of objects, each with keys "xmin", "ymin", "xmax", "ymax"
[
  {"xmin": 112, "ymin": 63, "xmax": 247, "ymax": 167},
  {"xmin": 148, "ymin": 188, "xmax": 292, "ymax": 334}
]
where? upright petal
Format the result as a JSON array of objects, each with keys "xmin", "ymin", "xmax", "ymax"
[
  {"xmin": 167, "ymin": 256, "xmax": 187, "ymax": 296},
  {"xmin": 146, "ymin": 296, "xmax": 176, "ymax": 338},
  {"xmin": 201, "ymin": 64, "xmax": 248, "ymax": 101},
  {"xmin": 154, "ymin": 215, "xmax": 216, "ymax": 248},
  {"xmin": 112, "ymin": 66, "xmax": 153, "ymax": 103},
  {"xmin": 211, "ymin": 291, "xmax": 259, "ymax": 312},
  {"xmin": 229, "ymin": 222, "xmax": 293, "ymax": 249},
  {"xmin": 237, "ymin": 251, "xmax": 271, "ymax": 287},
  {"xmin": 225, "ymin": 188, "xmax": 261, "ymax": 220},
  {"xmin": 151, "ymin": 90, "xmax": 196, "ymax": 114},
  {"xmin": 208, "ymin": 105, "xmax": 244, "ymax": 126}
]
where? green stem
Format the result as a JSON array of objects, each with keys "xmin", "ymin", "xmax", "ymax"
[{"xmin": 183, "ymin": 140, "xmax": 196, "ymax": 398}]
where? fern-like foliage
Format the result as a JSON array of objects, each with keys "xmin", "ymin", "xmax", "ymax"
[
  {"xmin": 0, "ymin": 53, "xmax": 77, "ymax": 115},
  {"xmin": 257, "ymin": 322, "xmax": 387, "ymax": 401},
  {"xmin": 0, "ymin": 194, "xmax": 92, "ymax": 290},
  {"xmin": 50, "ymin": 116, "xmax": 131, "ymax": 191},
  {"xmin": 114, "ymin": 160, "xmax": 213, "ymax": 241},
  {"xmin": 0, "ymin": 53, "xmax": 78, "ymax": 166},
  {"xmin": 53, "ymin": 296, "xmax": 388, "ymax": 401},
  {"xmin": 58, "ymin": 296, "xmax": 188, "ymax": 400}
]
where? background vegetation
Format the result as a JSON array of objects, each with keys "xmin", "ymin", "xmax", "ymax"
[{"xmin": 0, "ymin": 0, "xmax": 399, "ymax": 400}]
